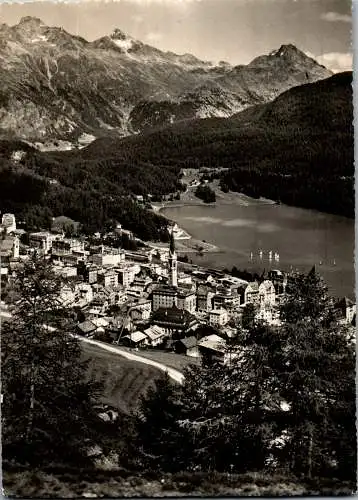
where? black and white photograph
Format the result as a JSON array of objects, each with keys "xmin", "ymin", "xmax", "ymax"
[{"xmin": 0, "ymin": 0, "xmax": 355, "ymax": 496}]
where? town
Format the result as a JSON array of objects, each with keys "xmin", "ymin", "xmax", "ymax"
[{"xmin": 1, "ymin": 212, "xmax": 355, "ymax": 367}]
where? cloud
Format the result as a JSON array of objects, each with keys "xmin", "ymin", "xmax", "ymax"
[
  {"xmin": 316, "ymin": 52, "xmax": 353, "ymax": 73},
  {"xmin": 304, "ymin": 50, "xmax": 353, "ymax": 73},
  {"xmin": 321, "ymin": 11, "xmax": 351, "ymax": 23}
]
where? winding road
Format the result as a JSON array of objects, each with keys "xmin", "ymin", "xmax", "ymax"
[
  {"xmin": 79, "ymin": 336, "xmax": 185, "ymax": 385},
  {"xmin": 1, "ymin": 312, "xmax": 185, "ymax": 384}
]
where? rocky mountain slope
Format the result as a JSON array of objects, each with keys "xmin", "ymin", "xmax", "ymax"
[{"xmin": 0, "ymin": 17, "xmax": 332, "ymax": 143}]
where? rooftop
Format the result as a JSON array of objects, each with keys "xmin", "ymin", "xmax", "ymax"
[
  {"xmin": 176, "ymin": 336, "xmax": 197, "ymax": 349},
  {"xmin": 123, "ymin": 331, "xmax": 147, "ymax": 343},
  {"xmin": 144, "ymin": 325, "xmax": 167, "ymax": 340},
  {"xmin": 198, "ymin": 334, "xmax": 227, "ymax": 353},
  {"xmin": 153, "ymin": 306, "xmax": 196, "ymax": 325},
  {"xmin": 78, "ymin": 320, "xmax": 96, "ymax": 334}
]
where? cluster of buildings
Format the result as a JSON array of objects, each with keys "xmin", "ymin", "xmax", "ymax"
[{"xmin": 1, "ymin": 213, "xmax": 356, "ymax": 365}]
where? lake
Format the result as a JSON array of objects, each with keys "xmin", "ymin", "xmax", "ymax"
[{"xmin": 162, "ymin": 198, "xmax": 355, "ymax": 299}]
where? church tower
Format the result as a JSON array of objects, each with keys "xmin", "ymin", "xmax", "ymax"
[
  {"xmin": 12, "ymin": 235, "xmax": 19, "ymax": 259},
  {"xmin": 168, "ymin": 229, "xmax": 178, "ymax": 287}
]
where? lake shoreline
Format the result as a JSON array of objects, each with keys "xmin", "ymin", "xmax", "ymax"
[
  {"xmin": 151, "ymin": 188, "xmax": 354, "ymax": 299},
  {"xmin": 151, "ymin": 184, "xmax": 276, "ymax": 255}
]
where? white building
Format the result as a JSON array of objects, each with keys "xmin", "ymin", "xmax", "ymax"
[
  {"xmin": 143, "ymin": 325, "xmax": 167, "ymax": 347},
  {"xmin": 177, "ymin": 289, "xmax": 196, "ymax": 314},
  {"xmin": 29, "ymin": 232, "xmax": 59, "ymax": 254},
  {"xmin": 52, "ymin": 238, "xmax": 85, "ymax": 256},
  {"xmin": 244, "ymin": 282, "xmax": 260, "ymax": 305},
  {"xmin": 1, "ymin": 213, "xmax": 16, "ymax": 233},
  {"xmin": 116, "ymin": 264, "xmax": 138, "ymax": 288},
  {"xmin": 209, "ymin": 308, "xmax": 228, "ymax": 327},
  {"xmin": 91, "ymin": 248, "xmax": 125, "ymax": 267},
  {"xmin": 152, "ymin": 284, "xmax": 196, "ymax": 313},
  {"xmin": 152, "ymin": 285, "xmax": 178, "ymax": 311},
  {"xmin": 259, "ymin": 280, "xmax": 276, "ymax": 307},
  {"xmin": 98, "ymin": 271, "xmax": 119, "ymax": 288},
  {"xmin": 53, "ymin": 265, "xmax": 77, "ymax": 278}
]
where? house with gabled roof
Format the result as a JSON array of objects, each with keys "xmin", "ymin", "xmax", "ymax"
[
  {"xmin": 143, "ymin": 325, "xmax": 168, "ymax": 347},
  {"xmin": 244, "ymin": 282, "xmax": 260, "ymax": 305},
  {"xmin": 77, "ymin": 320, "xmax": 97, "ymax": 337},
  {"xmin": 121, "ymin": 330, "xmax": 148, "ymax": 348},
  {"xmin": 152, "ymin": 306, "xmax": 198, "ymax": 337},
  {"xmin": 174, "ymin": 336, "xmax": 199, "ymax": 357},
  {"xmin": 259, "ymin": 280, "xmax": 276, "ymax": 306},
  {"xmin": 198, "ymin": 334, "xmax": 228, "ymax": 365}
]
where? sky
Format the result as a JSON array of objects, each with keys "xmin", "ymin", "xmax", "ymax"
[{"xmin": 0, "ymin": 0, "xmax": 352, "ymax": 72}]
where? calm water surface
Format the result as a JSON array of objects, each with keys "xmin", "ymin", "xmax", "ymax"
[{"xmin": 163, "ymin": 200, "xmax": 355, "ymax": 299}]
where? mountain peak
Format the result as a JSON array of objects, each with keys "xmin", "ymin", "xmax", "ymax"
[
  {"xmin": 110, "ymin": 28, "xmax": 128, "ymax": 41},
  {"xmin": 269, "ymin": 44, "xmax": 304, "ymax": 58},
  {"xmin": 248, "ymin": 43, "xmax": 332, "ymax": 76},
  {"xmin": 18, "ymin": 16, "xmax": 45, "ymax": 27}
]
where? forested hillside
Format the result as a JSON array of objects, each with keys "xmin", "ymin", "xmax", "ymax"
[
  {"xmin": 87, "ymin": 72, "xmax": 353, "ymax": 217},
  {"xmin": 0, "ymin": 140, "xmax": 177, "ymax": 238}
]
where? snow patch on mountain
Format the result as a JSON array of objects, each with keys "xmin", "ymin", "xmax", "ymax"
[
  {"xmin": 31, "ymin": 35, "xmax": 48, "ymax": 43},
  {"xmin": 112, "ymin": 38, "xmax": 133, "ymax": 52}
]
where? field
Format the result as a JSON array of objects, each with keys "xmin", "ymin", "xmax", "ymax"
[
  {"xmin": 82, "ymin": 343, "xmax": 162, "ymax": 414},
  {"xmin": 115, "ymin": 345, "xmax": 201, "ymax": 371}
]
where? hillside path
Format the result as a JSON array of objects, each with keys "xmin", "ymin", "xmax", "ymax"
[{"xmin": 79, "ymin": 336, "xmax": 185, "ymax": 384}]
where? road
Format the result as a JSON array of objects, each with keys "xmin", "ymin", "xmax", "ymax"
[
  {"xmin": 32, "ymin": 321, "xmax": 184, "ymax": 384},
  {"xmin": 79, "ymin": 336, "xmax": 185, "ymax": 384}
]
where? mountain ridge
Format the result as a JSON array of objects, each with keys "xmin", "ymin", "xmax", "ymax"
[{"xmin": 0, "ymin": 17, "xmax": 332, "ymax": 143}]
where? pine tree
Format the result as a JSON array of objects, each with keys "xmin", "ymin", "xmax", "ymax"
[
  {"xmin": 1, "ymin": 254, "xmax": 103, "ymax": 466},
  {"xmin": 241, "ymin": 302, "xmax": 257, "ymax": 330},
  {"xmin": 177, "ymin": 358, "xmax": 273, "ymax": 474},
  {"xmin": 228, "ymin": 269, "xmax": 356, "ymax": 481},
  {"xmin": 135, "ymin": 372, "xmax": 188, "ymax": 472},
  {"xmin": 177, "ymin": 362, "xmax": 233, "ymax": 472},
  {"xmin": 277, "ymin": 268, "xmax": 356, "ymax": 480},
  {"xmin": 229, "ymin": 324, "xmax": 285, "ymax": 472},
  {"xmin": 280, "ymin": 266, "xmax": 332, "ymax": 323}
]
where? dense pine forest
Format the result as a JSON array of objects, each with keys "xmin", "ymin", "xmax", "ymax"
[{"xmin": 0, "ymin": 141, "xmax": 175, "ymax": 239}]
